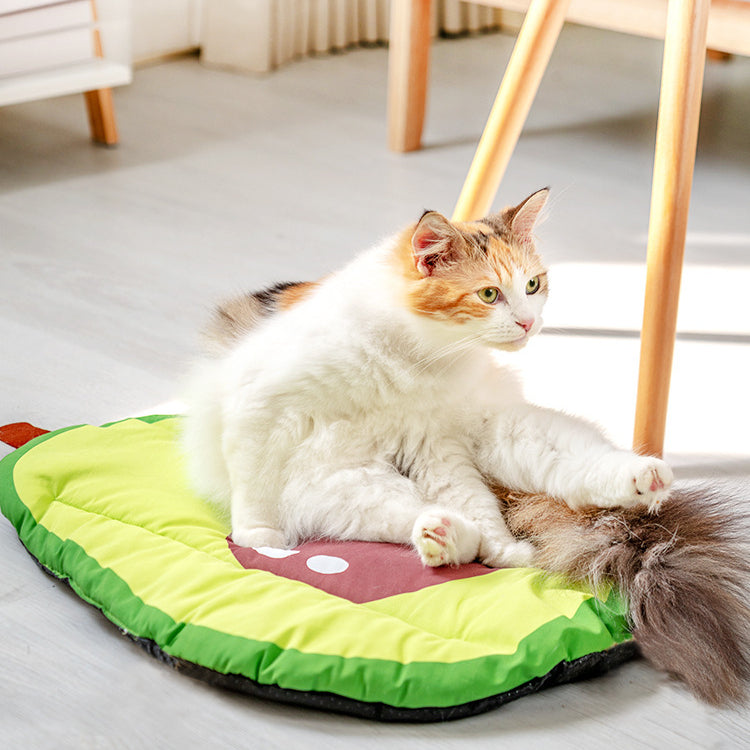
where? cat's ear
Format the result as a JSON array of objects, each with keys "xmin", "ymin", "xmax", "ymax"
[
  {"xmin": 411, "ymin": 211, "xmax": 466, "ymax": 277},
  {"xmin": 507, "ymin": 188, "xmax": 549, "ymax": 245}
]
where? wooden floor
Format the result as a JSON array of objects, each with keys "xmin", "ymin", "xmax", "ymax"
[{"xmin": 1, "ymin": 26, "xmax": 749, "ymax": 748}]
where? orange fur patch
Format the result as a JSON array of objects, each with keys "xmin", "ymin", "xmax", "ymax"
[
  {"xmin": 393, "ymin": 219, "xmax": 547, "ymax": 323},
  {"xmin": 409, "ymin": 278, "xmax": 492, "ymax": 322},
  {"xmin": 277, "ymin": 281, "xmax": 320, "ymax": 310}
]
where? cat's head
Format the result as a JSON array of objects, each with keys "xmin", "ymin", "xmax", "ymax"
[{"xmin": 400, "ymin": 188, "xmax": 549, "ymax": 352}]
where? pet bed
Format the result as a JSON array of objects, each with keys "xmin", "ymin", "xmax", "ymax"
[{"xmin": 0, "ymin": 415, "xmax": 636, "ymax": 721}]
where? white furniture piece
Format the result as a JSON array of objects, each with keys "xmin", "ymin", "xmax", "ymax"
[
  {"xmin": 388, "ymin": 0, "xmax": 750, "ymax": 457},
  {"xmin": 0, "ymin": 0, "xmax": 132, "ymax": 144}
]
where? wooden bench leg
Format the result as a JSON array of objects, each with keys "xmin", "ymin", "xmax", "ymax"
[
  {"xmin": 633, "ymin": 0, "xmax": 711, "ymax": 457},
  {"xmin": 84, "ymin": 1, "xmax": 118, "ymax": 146},
  {"xmin": 452, "ymin": 0, "xmax": 571, "ymax": 221},
  {"xmin": 84, "ymin": 88, "xmax": 119, "ymax": 145},
  {"xmin": 387, "ymin": 0, "xmax": 433, "ymax": 153}
]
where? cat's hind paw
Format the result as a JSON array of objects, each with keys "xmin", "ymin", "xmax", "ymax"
[
  {"xmin": 231, "ymin": 525, "xmax": 287, "ymax": 549},
  {"xmin": 480, "ymin": 539, "xmax": 536, "ymax": 569},
  {"xmin": 412, "ymin": 511, "xmax": 480, "ymax": 567}
]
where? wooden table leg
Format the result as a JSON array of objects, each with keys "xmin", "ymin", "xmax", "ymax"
[
  {"xmin": 387, "ymin": 0, "xmax": 433, "ymax": 153},
  {"xmin": 452, "ymin": 0, "xmax": 571, "ymax": 221},
  {"xmin": 633, "ymin": 0, "xmax": 711, "ymax": 457}
]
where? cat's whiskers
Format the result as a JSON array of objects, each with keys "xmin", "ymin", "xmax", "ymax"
[
  {"xmin": 406, "ymin": 338, "xmax": 470, "ymax": 379},
  {"xmin": 407, "ymin": 331, "xmax": 487, "ymax": 380}
]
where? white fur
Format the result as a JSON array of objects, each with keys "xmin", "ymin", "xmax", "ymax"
[{"xmin": 182, "ymin": 234, "xmax": 672, "ymax": 568}]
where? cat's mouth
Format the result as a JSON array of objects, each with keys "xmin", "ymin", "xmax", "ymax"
[
  {"xmin": 500, "ymin": 320, "xmax": 542, "ymax": 349},
  {"xmin": 489, "ymin": 333, "xmax": 530, "ymax": 351}
]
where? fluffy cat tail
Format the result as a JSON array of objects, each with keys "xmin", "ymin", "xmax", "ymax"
[
  {"xmin": 498, "ymin": 484, "xmax": 750, "ymax": 705},
  {"xmin": 201, "ymin": 282, "xmax": 316, "ymax": 355}
]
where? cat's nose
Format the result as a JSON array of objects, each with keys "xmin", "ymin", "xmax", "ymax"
[{"xmin": 516, "ymin": 318, "xmax": 534, "ymax": 333}]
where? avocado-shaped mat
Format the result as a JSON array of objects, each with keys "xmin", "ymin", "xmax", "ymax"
[{"xmin": 0, "ymin": 416, "xmax": 635, "ymax": 721}]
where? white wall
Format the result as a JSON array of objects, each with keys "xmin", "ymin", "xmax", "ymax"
[
  {"xmin": 131, "ymin": 0, "xmax": 202, "ymax": 62},
  {"xmin": 130, "ymin": 0, "xmax": 507, "ymax": 69}
]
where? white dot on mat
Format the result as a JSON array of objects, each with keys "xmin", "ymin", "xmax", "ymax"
[
  {"xmin": 306, "ymin": 555, "xmax": 349, "ymax": 574},
  {"xmin": 253, "ymin": 547, "xmax": 300, "ymax": 559}
]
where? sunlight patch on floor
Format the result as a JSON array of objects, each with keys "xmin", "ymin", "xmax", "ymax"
[
  {"xmin": 516, "ymin": 334, "xmax": 749, "ymax": 457},
  {"xmin": 518, "ymin": 261, "xmax": 750, "ymax": 457},
  {"xmin": 543, "ymin": 262, "xmax": 750, "ymax": 335}
]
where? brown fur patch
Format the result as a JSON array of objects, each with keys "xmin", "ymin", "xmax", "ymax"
[{"xmin": 494, "ymin": 483, "xmax": 750, "ymax": 705}]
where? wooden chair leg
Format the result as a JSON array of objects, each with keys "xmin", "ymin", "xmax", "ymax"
[
  {"xmin": 84, "ymin": 88, "xmax": 119, "ymax": 145},
  {"xmin": 452, "ymin": 0, "xmax": 571, "ymax": 221},
  {"xmin": 387, "ymin": 0, "xmax": 433, "ymax": 153},
  {"xmin": 633, "ymin": 0, "xmax": 711, "ymax": 457}
]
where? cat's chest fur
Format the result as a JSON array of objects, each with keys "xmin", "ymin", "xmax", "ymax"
[{"xmin": 227, "ymin": 302, "xmax": 519, "ymax": 471}]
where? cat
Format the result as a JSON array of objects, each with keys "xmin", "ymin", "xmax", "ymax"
[
  {"xmin": 183, "ymin": 187, "xmax": 750, "ymax": 706},
  {"xmin": 182, "ymin": 187, "xmax": 672, "ymax": 570}
]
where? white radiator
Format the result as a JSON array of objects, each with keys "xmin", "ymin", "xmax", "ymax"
[{"xmin": 201, "ymin": 1, "xmax": 505, "ymax": 73}]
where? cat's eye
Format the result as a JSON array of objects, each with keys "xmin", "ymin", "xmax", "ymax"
[
  {"xmin": 526, "ymin": 276, "xmax": 541, "ymax": 295},
  {"xmin": 477, "ymin": 287, "xmax": 500, "ymax": 304}
]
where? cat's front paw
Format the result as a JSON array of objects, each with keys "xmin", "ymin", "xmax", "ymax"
[
  {"xmin": 231, "ymin": 525, "xmax": 287, "ymax": 549},
  {"xmin": 608, "ymin": 455, "xmax": 673, "ymax": 512},
  {"xmin": 632, "ymin": 460, "xmax": 673, "ymax": 511},
  {"xmin": 412, "ymin": 511, "xmax": 480, "ymax": 567},
  {"xmin": 480, "ymin": 539, "xmax": 536, "ymax": 569}
]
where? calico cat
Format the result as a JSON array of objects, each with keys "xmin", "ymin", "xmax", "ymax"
[
  {"xmin": 183, "ymin": 189, "xmax": 750, "ymax": 704},
  {"xmin": 183, "ymin": 188, "xmax": 671, "ymax": 571}
]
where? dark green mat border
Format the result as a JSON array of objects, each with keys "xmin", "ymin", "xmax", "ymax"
[{"xmin": 32, "ymin": 555, "xmax": 639, "ymax": 723}]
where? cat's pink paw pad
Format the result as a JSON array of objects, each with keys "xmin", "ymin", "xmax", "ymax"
[
  {"xmin": 412, "ymin": 512, "xmax": 479, "ymax": 567},
  {"xmin": 629, "ymin": 459, "xmax": 673, "ymax": 511},
  {"xmin": 421, "ymin": 526, "xmax": 448, "ymax": 547},
  {"xmin": 634, "ymin": 468, "xmax": 667, "ymax": 495},
  {"xmin": 650, "ymin": 475, "xmax": 665, "ymax": 493},
  {"xmin": 415, "ymin": 522, "xmax": 455, "ymax": 565}
]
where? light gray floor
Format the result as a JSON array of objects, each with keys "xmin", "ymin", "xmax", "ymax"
[{"xmin": 1, "ymin": 25, "xmax": 749, "ymax": 749}]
